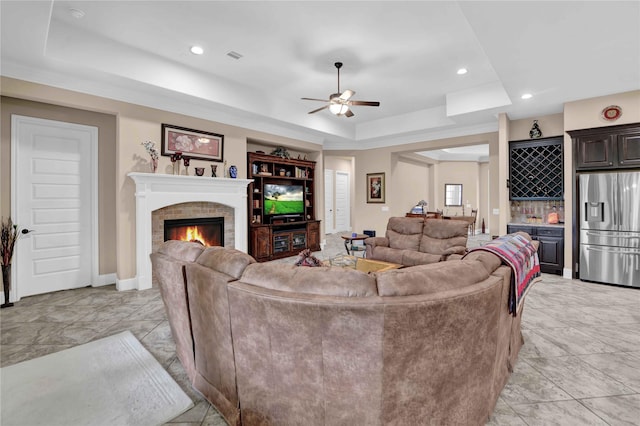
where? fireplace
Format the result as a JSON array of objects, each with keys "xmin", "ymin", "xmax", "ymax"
[
  {"xmin": 164, "ymin": 217, "xmax": 224, "ymax": 247},
  {"xmin": 128, "ymin": 172, "xmax": 251, "ymax": 291}
]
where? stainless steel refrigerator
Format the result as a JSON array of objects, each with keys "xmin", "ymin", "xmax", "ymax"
[{"xmin": 579, "ymin": 171, "xmax": 640, "ymax": 287}]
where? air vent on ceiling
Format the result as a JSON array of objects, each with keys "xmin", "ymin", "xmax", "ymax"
[{"xmin": 226, "ymin": 51, "xmax": 243, "ymax": 60}]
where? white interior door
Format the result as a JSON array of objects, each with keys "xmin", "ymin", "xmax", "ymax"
[
  {"xmin": 335, "ymin": 171, "xmax": 350, "ymax": 232},
  {"xmin": 11, "ymin": 115, "xmax": 98, "ymax": 301},
  {"xmin": 324, "ymin": 169, "xmax": 335, "ymax": 233}
]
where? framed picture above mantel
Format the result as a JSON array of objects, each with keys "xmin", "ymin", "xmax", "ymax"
[{"xmin": 161, "ymin": 124, "xmax": 224, "ymax": 162}]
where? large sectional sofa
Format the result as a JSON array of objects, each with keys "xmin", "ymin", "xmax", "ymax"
[{"xmin": 151, "ymin": 235, "xmax": 533, "ymax": 426}]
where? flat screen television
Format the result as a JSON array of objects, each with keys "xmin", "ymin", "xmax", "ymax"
[{"xmin": 264, "ymin": 183, "xmax": 304, "ymax": 216}]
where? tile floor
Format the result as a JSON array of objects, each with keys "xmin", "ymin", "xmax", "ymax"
[{"xmin": 1, "ymin": 233, "xmax": 639, "ymax": 425}]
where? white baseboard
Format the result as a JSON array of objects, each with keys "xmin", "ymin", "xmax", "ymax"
[
  {"xmin": 563, "ymin": 268, "xmax": 573, "ymax": 280},
  {"xmin": 116, "ymin": 276, "xmax": 138, "ymax": 291},
  {"xmin": 94, "ymin": 273, "xmax": 117, "ymax": 287}
]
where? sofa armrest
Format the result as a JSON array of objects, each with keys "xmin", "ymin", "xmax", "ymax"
[{"xmin": 365, "ymin": 237, "xmax": 389, "ymax": 249}]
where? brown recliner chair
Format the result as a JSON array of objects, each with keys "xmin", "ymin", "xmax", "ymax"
[{"xmin": 365, "ymin": 217, "xmax": 469, "ymax": 266}]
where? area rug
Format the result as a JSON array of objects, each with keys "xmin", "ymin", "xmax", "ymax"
[{"xmin": 1, "ymin": 330, "xmax": 193, "ymax": 426}]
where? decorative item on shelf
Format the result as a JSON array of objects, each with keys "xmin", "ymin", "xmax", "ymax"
[
  {"xmin": 223, "ymin": 160, "xmax": 228, "ymax": 178},
  {"xmin": 270, "ymin": 146, "xmax": 290, "ymax": 159},
  {"xmin": 286, "ymin": 171, "xmax": 291, "ymax": 177},
  {"xmin": 279, "ymin": 168, "xmax": 286, "ymax": 176},
  {"xmin": 529, "ymin": 120, "xmax": 543, "ymax": 139},
  {"xmin": 182, "ymin": 156, "xmax": 190, "ymax": 176},
  {"xmin": 229, "ymin": 165, "xmax": 238, "ymax": 179},
  {"xmin": 1, "ymin": 217, "xmax": 21, "ymax": 308},
  {"xmin": 601, "ymin": 105, "xmax": 622, "ymax": 122},
  {"xmin": 170, "ymin": 151, "xmax": 182, "ymax": 175},
  {"xmin": 140, "ymin": 140, "xmax": 159, "ymax": 173},
  {"xmin": 211, "ymin": 164, "xmax": 217, "ymax": 177},
  {"xmin": 252, "ymin": 164, "xmax": 258, "ymax": 175},
  {"xmin": 195, "ymin": 167, "xmax": 205, "ymax": 176}
]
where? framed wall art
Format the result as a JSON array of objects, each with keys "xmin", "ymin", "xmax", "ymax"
[
  {"xmin": 161, "ymin": 124, "xmax": 224, "ymax": 161},
  {"xmin": 366, "ymin": 172, "xmax": 385, "ymax": 203}
]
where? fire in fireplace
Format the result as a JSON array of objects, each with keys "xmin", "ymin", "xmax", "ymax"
[{"xmin": 164, "ymin": 217, "xmax": 224, "ymax": 247}]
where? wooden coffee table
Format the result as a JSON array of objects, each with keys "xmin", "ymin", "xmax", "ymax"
[{"xmin": 326, "ymin": 255, "xmax": 402, "ymax": 273}]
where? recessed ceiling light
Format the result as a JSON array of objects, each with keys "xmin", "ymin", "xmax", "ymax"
[
  {"xmin": 190, "ymin": 46, "xmax": 204, "ymax": 55},
  {"xmin": 521, "ymin": 93, "xmax": 533, "ymax": 100},
  {"xmin": 69, "ymin": 8, "xmax": 85, "ymax": 19},
  {"xmin": 457, "ymin": 68, "xmax": 468, "ymax": 75}
]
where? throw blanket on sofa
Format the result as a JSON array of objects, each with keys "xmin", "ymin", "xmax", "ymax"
[{"xmin": 465, "ymin": 234, "xmax": 540, "ymax": 315}]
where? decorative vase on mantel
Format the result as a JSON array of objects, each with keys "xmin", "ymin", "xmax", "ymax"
[
  {"xmin": 151, "ymin": 158, "xmax": 158, "ymax": 173},
  {"xmin": 1, "ymin": 264, "xmax": 13, "ymax": 308}
]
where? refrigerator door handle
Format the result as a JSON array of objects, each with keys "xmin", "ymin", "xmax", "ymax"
[
  {"xmin": 585, "ymin": 231, "xmax": 640, "ymax": 239},
  {"xmin": 586, "ymin": 246, "xmax": 640, "ymax": 256}
]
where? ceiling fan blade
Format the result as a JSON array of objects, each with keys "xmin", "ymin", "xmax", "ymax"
[
  {"xmin": 301, "ymin": 97, "xmax": 329, "ymax": 102},
  {"xmin": 345, "ymin": 109, "xmax": 354, "ymax": 118},
  {"xmin": 308, "ymin": 105, "xmax": 329, "ymax": 114},
  {"xmin": 348, "ymin": 100, "xmax": 380, "ymax": 107},
  {"xmin": 339, "ymin": 89, "xmax": 355, "ymax": 101}
]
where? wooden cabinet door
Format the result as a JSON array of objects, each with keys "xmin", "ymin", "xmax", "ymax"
[
  {"xmin": 617, "ymin": 131, "xmax": 640, "ymax": 168},
  {"xmin": 252, "ymin": 226, "xmax": 271, "ymax": 260},
  {"xmin": 575, "ymin": 134, "xmax": 615, "ymax": 169},
  {"xmin": 307, "ymin": 221, "xmax": 320, "ymax": 251},
  {"xmin": 537, "ymin": 236, "xmax": 564, "ymax": 274}
]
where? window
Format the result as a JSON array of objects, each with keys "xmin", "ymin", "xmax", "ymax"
[{"xmin": 444, "ymin": 184, "xmax": 462, "ymax": 206}]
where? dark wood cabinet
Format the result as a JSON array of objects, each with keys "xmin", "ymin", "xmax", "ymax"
[
  {"xmin": 507, "ymin": 225, "xmax": 564, "ymax": 275},
  {"xmin": 509, "ymin": 137, "xmax": 563, "ymax": 200},
  {"xmin": 251, "ymin": 225, "xmax": 271, "ymax": 261},
  {"xmin": 247, "ymin": 152, "xmax": 320, "ymax": 261},
  {"xmin": 307, "ymin": 221, "xmax": 320, "ymax": 251},
  {"xmin": 570, "ymin": 123, "xmax": 640, "ymax": 170}
]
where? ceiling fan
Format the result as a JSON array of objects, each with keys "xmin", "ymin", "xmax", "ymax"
[{"xmin": 302, "ymin": 62, "xmax": 380, "ymax": 117}]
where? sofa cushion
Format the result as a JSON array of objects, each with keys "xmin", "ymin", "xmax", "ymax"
[
  {"xmin": 196, "ymin": 246, "xmax": 255, "ymax": 279},
  {"xmin": 419, "ymin": 219, "xmax": 468, "ymax": 255},
  {"xmin": 376, "ymin": 260, "xmax": 490, "ymax": 296},
  {"xmin": 240, "ymin": 263, "xmax": 378, "ymax": 297},
  {"xmin": 158, "ymin": 240, "xmax": 206, "ymax": 262},
  {"xmin": 401, "ymin": 250, "xmax": 443, "ymax": 266},
  {"xmin": 386, "ymin": 217, "xmax": 424, "ymax": 250}
]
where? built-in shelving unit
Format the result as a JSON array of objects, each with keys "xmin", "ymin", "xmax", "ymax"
[{"xmin": 247, "ymin": 152, "xmax": 320, "ymax": 261}]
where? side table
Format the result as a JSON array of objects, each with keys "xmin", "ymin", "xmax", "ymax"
[{"xmin": 341, "ymin": 233, "xmax": 369, "ymax": 257}]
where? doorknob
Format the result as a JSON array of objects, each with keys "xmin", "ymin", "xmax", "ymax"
[{"xmin": 21, "ymin": 229, "xmax": 33, "ymax": 234}]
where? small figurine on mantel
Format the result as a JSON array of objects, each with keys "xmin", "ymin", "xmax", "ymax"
[{"xmin": 529, "ymin": 120, "xmax": 543, "ymax": 139}]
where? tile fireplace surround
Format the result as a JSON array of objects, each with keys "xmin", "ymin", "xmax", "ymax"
[{"xmin": 128, "ymin": 173, "xmax": 252, "ymax": 290}]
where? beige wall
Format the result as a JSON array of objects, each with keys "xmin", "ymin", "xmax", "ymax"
[
  {"xmin": 1, "ymin": 77, "xmax": 322, "ymax": 285},
  {"xmin": 393, "ymin": 157, "xmax": 430, "ymax": 215}
]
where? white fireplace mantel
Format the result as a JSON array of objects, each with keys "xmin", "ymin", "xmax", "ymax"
[{"xmin": 128, "ymin": 172, "xmax": 252, "ymax": 290}]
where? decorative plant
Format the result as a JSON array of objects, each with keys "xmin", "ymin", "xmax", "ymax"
[
  {"xmin": 141, "ymin": 140, "xmax": 159, "ymax": 161},
  {"xmin": 270, "ymin": 146, "xmax": 290, "ymax": 159},
  {"xmin": 1, "ymin": 217, "xmax": 20, "ymax": 267}
]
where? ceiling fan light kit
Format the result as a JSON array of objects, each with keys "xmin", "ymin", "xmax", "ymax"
[{"xmin": 302, "ymin": 62, "xmax": 380, "ymax": 117}]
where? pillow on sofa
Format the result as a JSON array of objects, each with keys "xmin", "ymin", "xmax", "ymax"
[{"xmin": 376, "ymin": 260, "xmax": 490, "ymax": 297}]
